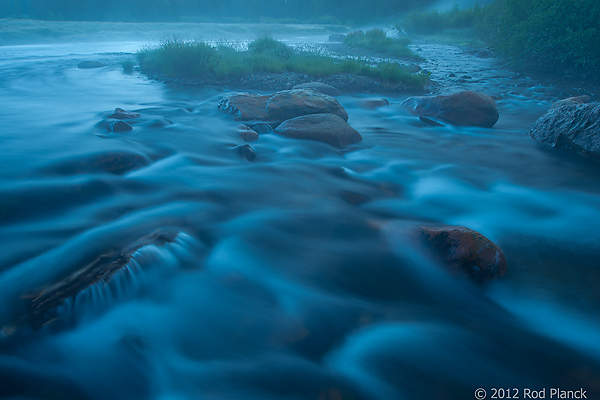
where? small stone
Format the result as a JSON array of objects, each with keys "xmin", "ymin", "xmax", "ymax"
[
  {"xmin": 238, "ymin": 125, "xmax": 259, "ymax": 142},
  {"xmin": 252, "ymin": 123, "xmax": 273, "ymax": 134},
  {"xmin": 110, "ymin": 108, "xmax": 141, "ymax": 119},
  {"xmin": 109, "ymin": 120, "xmax": 133, "ymax": 132},
  {"xmin": 419, "ymin": 116, "xmax": 444, "ymax": 127},
  {"xmin": 236, "ymin": 144, "xmax": 256, "ymax": 161}
]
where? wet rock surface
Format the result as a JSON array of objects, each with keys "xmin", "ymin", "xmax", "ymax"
[
  {"xmin": 401, "ymin": 90, "xmax": 499, "ymax": 128},
  {"xmin": 417, "ymin": 225, "xmax": 507, "ymax": 282},
  {"xmin": 292, "ymin": 82, "xmax": 340, "ymax": 97},
  {"xmin": 530, "ymin": 102, "xmax": 600, "ymax": 160},
  {"xmin": 266, "ymin": 89, "xmax": 348, "ymax": 123},
  {"xmin": 274, "ymin": 113, "xmax": 362, "ymax": 147},
  {"xmin": 218, "ymin": 93, "xmax": 270, "ymax": 121}
]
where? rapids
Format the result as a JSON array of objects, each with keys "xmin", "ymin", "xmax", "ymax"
[{"xmin": 1, "ymin": 28, "xmax": 599, "ymax": 400}]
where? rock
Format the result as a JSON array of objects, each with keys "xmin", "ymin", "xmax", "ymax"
[
  {"xmin": 110, "ymin": 107, "xmax": 141, "ymax": 119},
  {"xmin": 475, "ymin": 48, "xmax": 494, "ymax": 58},
  {"xmin": 402, "ymin": 91, "xmax": 499, "ymax": 128},
  {"xmin": 252, "ymin": 123, "xmax": 273, "ymax": 134},
  {"xmin": 529, "ymin": 102, "xmax": 600, "ymax": 160},
  {"xmin": 238, "ymin": 125, "xmax": 259, "ymax": 142},
  {"xmin": 359, "ymin": 97, "xmax": 390, "ymax": 109},
  {"xmin": 218, "ymin": 92, "xmax": 270, "ymax": 121},
  {"xmin": 328, "ymin": 33, "xmax": 347, "ymax": 42},
  {"xmin": 292, "ymin": 82, "xmax": 340, "ymax": 97},
  {"xmin": 417, "ymin": 225, "xmax": 507, "ymax": 282},
  {"xmin": 419, "ymin": 116, "xmax": 444, "ymax": 127},
  {"xmin": 274, "ymin": 113, "xmax": 362, "ymax": 147},
  {"xmin": 77, "ymin": 61, "xmax": 107, "ymax": 69},
  {"xmin": 235, "ymin": 144, "xmax": 256, "ymax": 161},
  {"xmin": 109, "ymin": 120, "xmax": 133, "ymax": 132},
  {"xmin": 266, "ymin": 89, "xmax": 348, "ymax": 123},
  {"xmin": 550, "ymin": 95, "xmax": 591, "ymax": 110}
]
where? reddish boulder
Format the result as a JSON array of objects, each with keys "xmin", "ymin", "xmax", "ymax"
[
  {"xmin": 266, "ymin": 89, "xmax": 348, "ymax": 123},
  {"xmin": 274, "ymin": 113, "xmax": 362, "ymax": 147},
  {"xmin": 402, "ymin": 90, "xmax": 499, "ymax": 128},
  {"xmin": 417, "ymin": 225, "xmax": 507, "ymax": 281},
  {"xmin": 218, "ymin": 92, "xmax": 270, "ymax": 121},
  {"xmin": 238, "ymin": 125, "xmax": 259, "ymax": 142}
]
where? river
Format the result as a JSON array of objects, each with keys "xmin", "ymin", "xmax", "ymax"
[{"xmin": 1, "ymin": 26, "xmax": 599, "ymax": 400}]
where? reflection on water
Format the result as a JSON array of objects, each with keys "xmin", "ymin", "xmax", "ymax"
[{"xmin": 0, "ymin": 35, "xmax": 600, "ymax": 400}]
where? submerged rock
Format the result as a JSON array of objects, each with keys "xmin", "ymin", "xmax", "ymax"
[
  {"xmin": 417, "ymin": 225, "xmax": 507, "ymax": 282},
  {"xmin": 109, "ymin": 120, "xmax": 133, "ymax": 132},
  {"xmin": 235, "ymin": 144, "xmax": 257, "ymax": 161},
  {"xmin": 110, "ymin": 107, "xmax": 141, "ymax": 119},
  {"xmin": 218, "ymin": 92, "xmax": 270, "ymax": 121},
  {"xmin": 359, "ymin": 97, "xmax": 390, "ymax": 109},
  {"xmin": 77, "ymin": 61, "xmax": 107, "ymax": 69},
  {"xmin": 274, "ymin": 113, "xmax": 362, "ymax": 147},
  {"xmin": 266, "ymin": 89, "xmax": 348, "ymax": 123},
  {"xmin": 292, "ymin": 82, "xmax": 340, "ymax": 97},
  {"xmin": 530, "ymin": 102, "xmax": 600, "ymax": 160},
  {"xmin": 238, "ymin": 125, "xmax": 259, "ymax": 142},
  {"xmin": 402, "ymin": 90, "xmax": 499, "ymax": 128}
]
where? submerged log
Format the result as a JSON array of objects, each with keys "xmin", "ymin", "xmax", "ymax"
[{"xmin": 17, "ymin": 229, "xmax": 178, "ymax": 331}]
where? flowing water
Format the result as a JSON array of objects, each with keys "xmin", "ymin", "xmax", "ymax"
[{"xmin": 1, "ymin": 28, "xmax": 600, "ymax": 400}]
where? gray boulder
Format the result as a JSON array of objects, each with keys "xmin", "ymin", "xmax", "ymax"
[
  {"xmin": 274, "ymin": 113, "xmax": 361, "ymax": 147},
  {"xmin": 266, "ymin": 89, "xmax": 348, "ymax": 123},
  {"xmin": 530, "ymin": 102, "xmax": 600, "ymax": 160},
  {"xmin": 401, "ymin": 90, "xmax": 499, "ymax": 128}
]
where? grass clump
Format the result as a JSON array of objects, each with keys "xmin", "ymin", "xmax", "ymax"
[
  {"xmin": 137, "ymin": 35, "xmax": 428, "ymax": 88},
  {"xmin": 343, "ymin": 29, "xmax": 423, "ymax": 61}
]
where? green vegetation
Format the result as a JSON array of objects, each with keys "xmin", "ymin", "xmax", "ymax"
[
  {"xmin": 137, "ymin": 36, "xmax": 428, "ymax": 87},
  {"xmin": 343, "ymin": 29, "xmax": 423, "ymax": 61},
  {"xmin": 399, "ymin": 0, "xmax": 600, "ymax": 73},
  {"xmin": 120, "ymin": 59, "xmax": 135, "ymax": 73}
]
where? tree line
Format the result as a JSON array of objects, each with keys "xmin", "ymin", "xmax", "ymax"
[{"xmin": 0, "ymin": 0, "xmax": 434, "ymax": 23}]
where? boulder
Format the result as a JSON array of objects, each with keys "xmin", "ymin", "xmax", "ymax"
[
  {"xmin": 218, "ymin": 92, "xmax": 270, "ymax": 121},
  {"xmin": 274, "ymin": 113, "xmax": 362, "ymax": 147},
  {"xmin": 292, "ymin": 82, "xmax": 340, "ymax": 97},
  {"xmin": 530, "ymin": 102, "xmax": 600, "ymax": 160},
  {"xmin": 266, "ymin": 89, "xmax": 348, "ymax": 123},
  {"xmin": 77, "ymin": 61, "xmax": 107, "ymax": 69},
  {"xmin": 550, "ymin": 95, "xmax": 591, "ymax": 110},
  {"xmin": 417, "ymin": 225, "xmax": 507, "ymax": 282},
  {"xmin": 401, "ymin": 90, "xmax": 499, "ymax": 128},
  {"xmin": 110, "ymin": 107, "xmax": 141, "ymax": 119}
]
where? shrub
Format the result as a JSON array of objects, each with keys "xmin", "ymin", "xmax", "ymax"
[
  {"xmin": 343, "ymin": 28, "xmax": 422, "ymax": 60},
  {"xmin": 137, "ymin": 36, "xmax": 428, "ymax": 88}
]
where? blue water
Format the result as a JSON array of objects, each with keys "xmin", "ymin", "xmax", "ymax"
[{"xmin": 1, "ymin": 34, "xmax": 599, "ymax": 400}]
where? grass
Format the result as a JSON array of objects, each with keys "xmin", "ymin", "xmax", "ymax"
[
  {"xmin": 343, "ymin": 28, "xmax": 423, "ymax": 61},
  {"xmin": 137, "ymin": 36, "xmax": 429, "ymax": 88}
]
